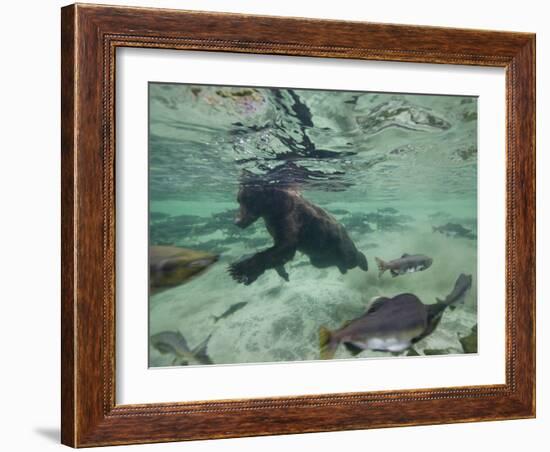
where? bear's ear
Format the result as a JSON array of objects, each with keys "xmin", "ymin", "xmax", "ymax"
[
  {"xmin": 264, "ymin": 187, "xmax": 294, "ymax": 213},
  {"xmin": 238, "ymin": 184, "xmax": 259, "ymax": 204},
  {"xmin": 235, "ymin": 185, "xmax": 266, "ymax": 219}
]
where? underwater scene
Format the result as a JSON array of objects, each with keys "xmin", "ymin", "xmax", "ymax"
[{"xmin": 148, "ymin": 82, "xmax": 478, "ymax": 367}]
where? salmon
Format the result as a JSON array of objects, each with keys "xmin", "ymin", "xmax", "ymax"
[{"xmin": 150, "ymin": 245, "xmax": 218, "ymax": 294}]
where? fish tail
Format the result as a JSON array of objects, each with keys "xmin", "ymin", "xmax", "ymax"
[
  {"xmin": 447, "ymin": 294, "xmax": 465, "ymax": 310},
  {"xmin": 319, "ymin": 326, "xmax": 337, "ymax": 360},
  {"xmin": 375, "ymin": 257, "xmax": 387, "ymax": 278},
  {"xmin": 210, "ymin": 315, "xmax": 219, "ymax": 323},
  {"xmin": 432, "ymin": 226, "xmax": 438, "ymax": 233},
  {"xmin": 357, "ymin": 252, "xmax": 369, "ymax": 271},
  {"xmin": 436, "ymin": 295, "xmax": 459, "ymax": 310},
  {"xmin": 192, "ymin": 334, "xmax": 213, "ymax": 365}
]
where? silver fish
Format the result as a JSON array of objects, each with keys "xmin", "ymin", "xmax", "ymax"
[
  {"xmin": 320, "ymin": 274, "xmax": 472, "ymax": 359},
  {"xmin": 375, "ymin": 253, "xmax": 433, "ymax": 278},
  {"xmin": 150, "ymin": 331, "xmax": 213, "ymax": 366},
  {"xmin": 320, "ymin": 294, "xmax": 428, "ymax": 359},
  {"xmin": 432, "ymin": 223, "xmax": 476, "ymax": 240},
  {"xmin": 212, "ymin": 302, "xmax": 248, "ymax": 323}
]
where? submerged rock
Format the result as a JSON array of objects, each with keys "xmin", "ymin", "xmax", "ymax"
[
  {"xmin": 453, "ymin": 145, "xmax": 477, "ymax": 161},
  {"xmin": 389, "ymin": 144, "xmax": 416, "ymax": 156},
  {"xmin": 423, "ymin": 348, "xmax": 453, "ymax": 355},
  {"xmin": 462, "ymin": 110, "xmax": 478, "ymax": 122},
  {"xmin": 459, "ymin": 324, "xmax": 478, "ymax": 353}
]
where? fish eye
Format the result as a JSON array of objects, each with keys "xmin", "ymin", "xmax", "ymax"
[{"xmin": 161, "ymin": 261, "xmax": 178, "ymax": 273}]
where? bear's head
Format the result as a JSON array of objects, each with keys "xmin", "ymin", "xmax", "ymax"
[{"xmin": 234, "ymin": 184, "xmax": 294, "ymax": 228}]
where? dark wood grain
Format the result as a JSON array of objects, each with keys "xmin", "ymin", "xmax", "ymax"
[
  {"xmin": 61, "ymin": 3, "xmax": 536, "ymax": 447},
  {"xmin": 60, "ymin": 5, "xmax": 76, "ymax": 447}
]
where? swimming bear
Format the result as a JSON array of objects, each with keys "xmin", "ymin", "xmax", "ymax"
[{"xmin": 228, "ymin": 184, "xmax": 369, "ymax": 285}]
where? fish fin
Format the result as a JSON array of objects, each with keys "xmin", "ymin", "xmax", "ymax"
[
  {"xmin": 435, "ymin": 297, "xmax": 444, "ymax": 304},
  {"xmin": 319, "ymin": 326, "xmax": 337, "ymax": 360},
  {"xmin": 447, "ymin": 294, "xmax": 465, "ymax": 311},
  {"xmin": 401, "ymin": 253, "xmax": 410, "ymax": 258},
  {"xmin": 197, "ymin": 355, "xmax": 213, "ymax": 365},
  {"xmin": 357, "ymin": 252, "xmax": 369, "ymax": 271},
  {"xmin": 390, "ymin": 270, "xmax": 399, "ymax": 277},
  {"xmin": 366, "ymin": 297, "xmax": 390, "ymax": 314},
  {"xmin": 344, "ymin": 342, "xmax": 364, "ymax": 357},
  {"xmin": 191, "ymin": 334, "xmax": 211, "ymax": 355},
  {"xmin": 172, "ymin": 331, "xmax": 188, "ymax": 346},
  {"xmin": 375, "ymin": 257, "xmax": 387, "ymax": 278},
  {"xmin": 339, "ymin": 319, "xmax": 352, "ymax": 329},
  {"xmin": 154, "ymin": 343, "xmax": 174, "ymax": 355},
  {"xmin": 275, "ymin": 265, "xmax": 289, "ymax": 282},
  {"xmin": 151, "ymin": 331, "xmax": 188, "ymax": 354},
  {"xmin": 172, "ymin": 357, "xmax": 189, "ymax": 366},
  {"xmin": 210, "ymin": 315, "xmax": 220, "ymax": 323},
  {"xmin": 192, "ymin": 334, "xmax": 213, "ymax": 365}
]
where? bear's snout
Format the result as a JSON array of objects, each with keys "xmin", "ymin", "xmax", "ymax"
[
  {"xmin": 234, "ymin": 215, "xmax": 245, "ymax": 227},
  {"xmin": 234, "ymin": 211, "xmax": 257, "ymax": 228}
]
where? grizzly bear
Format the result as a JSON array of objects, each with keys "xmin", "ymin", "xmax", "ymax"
[{"xmin": 228, "ymin": 184, "xmax": 369, "ymax": 285}]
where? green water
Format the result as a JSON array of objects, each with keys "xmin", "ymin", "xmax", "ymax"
[{"xmin": 148, "ymin": 83, "xmax": 478, "ymax": 367}]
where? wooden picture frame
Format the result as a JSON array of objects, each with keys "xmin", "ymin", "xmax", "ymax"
[{"xmin": 61, "ymin": 3, "xmax": 535, "ymax": 447}]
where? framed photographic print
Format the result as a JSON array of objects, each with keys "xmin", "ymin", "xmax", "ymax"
[{"xmin": 61, "ymin": 3, "xmax": 536, "ymax": 447}]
